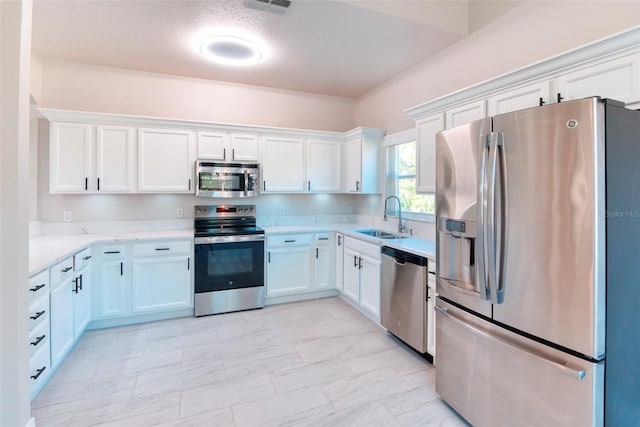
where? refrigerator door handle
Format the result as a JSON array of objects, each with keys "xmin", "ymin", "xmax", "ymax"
[
  {"xmin": 477, "ymin": 133, "xmax": 491, "ymax": 299},
  {"xmin": 487, "ymin": 132, "xmax": 506, "ymax": 304},
  {"xmin": 435, "ymin": 305, "xmax": 586, "ymax": 380}
]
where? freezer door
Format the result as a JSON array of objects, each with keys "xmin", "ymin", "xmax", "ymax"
[
  {"xmin": 492, "ymin": 97, "xmax": 605, "ymax": 359},
  {"xmin": 435, "ymin": 298, "xmax": 603, "ymax": 427},
  {"xmin": 436, "ymin": 117, "xmax": 492, "ymax": 318}
]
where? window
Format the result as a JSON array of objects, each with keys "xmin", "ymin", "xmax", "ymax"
[{"xmin": 386, "ymin": 141, "xmax": 434, "ymax": 219}]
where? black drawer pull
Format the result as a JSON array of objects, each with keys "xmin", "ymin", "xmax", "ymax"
[
  {"xmin": 155, "ymin": 248, "xmax": 171, "ymax": 251},
  {"xmin": 284, "ymin": 240, "xmax": 296, "ymax": 243},
  {"xmin": 31, "ymin": 335, "xmax": 46, "ymax": 347},
  {"xmin": 30, "ymin": 311, "xmax": 45, "ymax": 321},
  {"xmin": 61, "ymin": 267, "xmax": 73, "ymax": 273},
  {"xmin": 83, "ymin": 255, "xmax": 92, "ymax": 260},
  {"xmin": 318, "ymin": 237, "xmax": 329, "ymax": 241},
  {"xmin": 31, "ymin": 367, "xmax": 46, "ymax": 380},
  {"xmin": 30, "ymin": 284, "xmax": 46, "ymax": 292},
  {"xmin": 104, "ymin": 251, "xmax": 121, "ymax": 254}
]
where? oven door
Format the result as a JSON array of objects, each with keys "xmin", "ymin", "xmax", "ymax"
[
  {"xmin": 196, "ymin": 163, "xmax": 259, "ymax": 197},
  {"xmin": 194, "ymin": 235, "xmax": 264, "ymax": 293}
]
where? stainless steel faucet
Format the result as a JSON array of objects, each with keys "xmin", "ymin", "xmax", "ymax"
[{"xmin": 384, "ymin": 195, "xmax": 405, "ymax": 233}]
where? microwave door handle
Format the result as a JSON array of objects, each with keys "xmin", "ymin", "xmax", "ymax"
[{"xmin": 244, "ymin": 169, "xmax": 248, "ymax": 196}]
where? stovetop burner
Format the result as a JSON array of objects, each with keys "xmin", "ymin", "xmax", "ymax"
[{"xmin": 194, "ymin": 204, "xmax": 263, "ymax": 237}]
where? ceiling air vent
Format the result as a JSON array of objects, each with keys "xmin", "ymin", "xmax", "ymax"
[{"xmin": 245, "ymin": 0, "xmax": 291, "ymax": 14}]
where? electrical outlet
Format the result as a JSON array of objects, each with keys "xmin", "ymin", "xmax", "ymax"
[
  {"xmin": 176, "ymin": 208, "xmax": 184, "ymax": 218},
  {"xmin": 63, "ymin": 211, "xmax": 72, "ymax": 222},
  {"xmin": 279, "ymin": 206, "xmax": 286, "ymax": 216}
]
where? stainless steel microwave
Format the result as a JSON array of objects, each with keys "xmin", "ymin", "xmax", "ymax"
[{"xmin": 195, "ymin": 161, "xmax": 260, "ymax": 198}]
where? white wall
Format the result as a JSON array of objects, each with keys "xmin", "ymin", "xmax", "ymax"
[
  {"xmin": 354, "ymin": 1, "xmax": 640, "ymax": 133},
  {"xmin": 39, "ymin": 60, "xmax": 355, "ymax": 132},
  {"xmin": 1, "ymin": 1, "xmax": 33, "ymax": 426}
]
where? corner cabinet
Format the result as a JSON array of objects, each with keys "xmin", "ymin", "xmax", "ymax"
[
  {"xmin": 343, "ymin": 127, "xmax": 385, "ymax": 194},
  {"xmin": 138, "ymin": 128, "xmax": 196, "ymax": 193}
]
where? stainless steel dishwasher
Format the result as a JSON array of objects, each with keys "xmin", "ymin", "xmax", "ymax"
[{"xmin": 381, "ymin": 246, "xmax": 431, "ymax": 359}]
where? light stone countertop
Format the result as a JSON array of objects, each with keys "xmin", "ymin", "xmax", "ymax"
[
  {"xmin": 262, "ymin": 223, "xmax": 436, "ymax": 260},
  {"xmin": 29, "ymin": 229, "xmax": 194, "ymax": 276}
]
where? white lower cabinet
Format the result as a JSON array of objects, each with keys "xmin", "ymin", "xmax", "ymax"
[
  {"xmin": 313, "ymin": 233, "xmax": 332, "ymax": 290},
  {"xmin": 335, "ymin": 233, "xmax": 344, "ymax": 292},
  {"xmin": 342, "ymin": 237, "xmax": 381, "ymax": 320},
  {"xmin": 99, "ymin": 246, "xmax": 129, "ymax": 317},
  {"xmin": 28, "ymin": 270, "xmax": 51, "ymax": 400},
  {"xmin": 266, "ymin": 234, "xmax": 313, "ymax": 296},
  {"xmin": 50, "ymin": 274, "xmax": 75, "ymax": 369},
  {"xmin": 131, "ymin": 256, "xmax": 191, "ymax": 313}
]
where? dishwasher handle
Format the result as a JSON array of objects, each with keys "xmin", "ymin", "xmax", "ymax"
[{"xmin": 381, "ymin": 246, "xmax": 428, "ymax": 266}]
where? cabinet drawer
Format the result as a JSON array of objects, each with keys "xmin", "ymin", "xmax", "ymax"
[
  {"xmin": 50, "ymin": 257, "xmax": 74, "ymax": 287},
  {"xmin": 28, "ymin": 319, "xmax": 50, "ymax": 357},
  {"xmin": 29, "ymin": 344, "xmax": 51, "ymax": 398},
  {"xmin": 132, "ymin": 240, "xmax": 192, "ymax": 257},
  {"xmin": 101, "ymin": 245, "xmax": 126, "ymax": 257},
  {"xmin": 28, "ymin": 296, "xmax": 49, "ymax": 330},
  {"xmin": 28, "ymin": 270, "xmax": 49, "ymax": 304},
  {"xmin": 267, "ymin": 234, "xmax": 313, "ymax": 248},
  {"xmin": 344, "ymin": 236, "xmax": 381, "ymax": 260},
  {"xmin": 74, "ymin": 247, "xmax": 92, "ymax": 271},
  {"xmin": 314, "ymin": 233, "xmax": 331, "ymax": 244}
]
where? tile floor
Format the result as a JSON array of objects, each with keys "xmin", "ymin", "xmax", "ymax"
[{"xmin": 32, "ymin": 297, "xmax": 468, "ymax": 426}]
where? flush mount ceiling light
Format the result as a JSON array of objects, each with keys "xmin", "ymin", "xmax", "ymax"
[{"xmin": 200, "ymin": 36, "xmax": 262, "ymax": 66}]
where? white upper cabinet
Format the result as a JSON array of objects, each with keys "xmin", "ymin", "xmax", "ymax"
[
  {"xmin": 261, "ymin": 136, "xmax": 305, "ymax": 192},
  {"xmin": 96, "ymin": 125, "xmax": 136, "ymax": 192},
  {"xmin": 445, "ymin": 100, "xmax": 487, "ymax": 129},
  {"xmin": 343, "ymin": 128, "xmax": 384, "ymax": 194},
  {"xmin": 416, "ymin": 113, "xmax": 445, "ymax": 194},
  {"xmin": 230, "ymin": 134, "xmax": 259, "ymax": 161},
  {"xmin": 138, "ymin": 127, "xmax": 195, "ymax": 193},
  {"xmin": 487, "ymin": 81, "xmax": 552, "ymax": 116},
  {"xmin": 197, "ymin": 132, "xmax": 259, "ymax": 162},
  {"xmin": 306, "ymin": 139, "xmax": 341, "ymax": 192},
  {"xmin": 557, "ymin": 53, "xmax": 640, "ymax": 105},
  {"xmin": 50, "ymin": 122, "xmax": 93, "ymax": 193}
]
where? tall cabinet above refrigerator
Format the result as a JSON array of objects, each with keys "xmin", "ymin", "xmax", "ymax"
[{"xmin": 435, "ymin": 97, "xmax": 639, "ymax": 426}]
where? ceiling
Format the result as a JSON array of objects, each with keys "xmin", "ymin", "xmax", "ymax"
[{"xmin": 31, "ymin": 0, "xmax": 522, "ymax": 98}]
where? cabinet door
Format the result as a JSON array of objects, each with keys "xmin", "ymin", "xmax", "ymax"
[
  {"xmin": 344, "ymin": 138, "xmax": 362, "ymax": 192},
  {"xmin": 307, "ymin": 140, "xmax": 341, "ymax": 192},
  {"xmin": 359, "ymin": 255, "xmax": 381, "ymax": 319},
  {"xmin": 100, "ymin": 260, "xmax": 128, "ymax": 317},
  {"xmin": 335, "ymin": 233, "xmax": 344, "ymax": 291},
  {"xmin": 445, "ymin": 100, "xmax": 487, "ymax": 129},
  {"xmin": 138, "ymin": 128, "xmax": 195, "ymax": 193},
  {"xmin": 262, "ymin": 136, "xmax": 305, "ymax": 192},
  {"xmin": 50, "ymin": 278, "xmax": 75, "ymax": 368},
  {"xmin": 557, "ymin": 53, "xmax": 640, "ymax": 105},
  {"xmin": 416, "ymin": 114, "xmax": 445, "ymax": 194},
  {"xmin": 313, "ymin": 245, "xmax": 331, "ymax": 289},
  {"xmin": 487, "ymin": 81, "xmax": 552, "ymax": 116},
  {"xmin": 231, "ymin": 134, "xmax": 259, "ymax": 161},
  {"xmin": 50, "ymin": 122, "xmax": 93, "ymax": 193},
  {"xmin": 73, "ymin": 267, "xmax": 92, "ymax": 336},
  {"xmin": 197, "ymin": 131, "xmax": 229, "ymax": 160},
  {"xmin": 132, "ymin": 256, "xmax": 192, "ymax": 313},
  {"xmin": 96, "ymin": 125, "xmax": 135, "ymax": 193},
  {"xmin": 342, "ymin": 248, "xmax": 360, "ymax": 302},
  {"xmin": 266, "ymin": 247, "xmax": 312, "ymax": 296}
]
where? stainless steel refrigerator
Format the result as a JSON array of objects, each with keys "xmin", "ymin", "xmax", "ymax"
[{"xmin": 435, "ymin": 97, "xmax": 639, "ymax": 426}]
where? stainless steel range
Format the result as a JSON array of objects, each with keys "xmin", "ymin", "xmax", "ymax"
[{"xmin": 193, "ymin": 205, "xmax": 265, "ymax": 316}]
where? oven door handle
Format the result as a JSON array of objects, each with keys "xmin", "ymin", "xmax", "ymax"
[{"xmin": 195, "ymin": 235, "xmax": 265, "ymax": 244}]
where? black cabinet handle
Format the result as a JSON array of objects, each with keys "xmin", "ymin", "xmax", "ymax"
[
  {"xmin": 268, "ymin": 251, "xmax": 271, "ymax": 263},
  {"xmin": 539, "ymin": 97, "xmax": 545, "ymax": 106},
  {"xmin": 308, "ymin": 181, "xmax": 311, "ymax": 191},
  {"xmin": 62, "ymin": 266, "xmax": 72, "ymax": 273},
  {"xmin": 72, "ymin": 278, "xmax": 79, "ymax": 294},
  {"xmin": 557, "ymin": 93, "xmax": 564, "ymax": 103},
  {"xmin": 83, "ymin": 255, "xmax": 92, "ymax": 260},
  {"xmin": 223, "ymin": 148, "xmax": 226, "ymax": 160},
  {"xmin": 78, "ymin": 274, "xmax": 83, "ymax": 291},
  {"xmin": 104, "ymin": 251, "xmax": 120, "ymax": 254},
  {"xmin": 263, "ymin": 181, "xmax": 266, "ymax": 191},
  {"xmin": 284, "ymin": 240, "xmax": 296, "ymax": 243},
  {"xmin": 31, "ymin": 367, "xmax": 46, "ymax": 380},
  {"xmin": 31, "ymin": 335, "xmax": 46, "ymax": 347},
  {"xmin": 30, "ymin": 311, "xmax": 45, "ymax": 321},
  {"xmin": 97, "ymin": 178, "xmax": 101, "ymax": 191},
  {"xmin": 85, "ymin": 177, "xmax": 88, "ymax": 191},
  {"xmin": 30, "ymin": 284, "xmax": 46, "ymax": 292},
  {"xmin": 354, "ymin": 255, "xmax": 358, "ymax": 267},
  {"xmin": 155, "ymin": 248, "xmax": 170, "ymax": 251},
  {"xmin": 188, "ymin": 179, "xmax": 192, "ymax": 191},
  {"xmin": 316, "ymin": 248, "xmax": 319, "ymax": 259},
  {"xmin": 318, "ymin": 237, "xmax": 329, "ymax": 241},
  {"xmin": 232, "ymin": 148, "xmax": 235, "ymax": 161},
  {"xmin": 187, "ymin": 258, "xmax": 190, "ymax": 270},
  {"xmin": 358, "ymin": 257, "xmax": 363, "ymax": 270},
  {"xmin": 120, "ymin": 262, "xmax": 123, "ymax": 276},
  {"xmin": 355, "ymin": 180, "xmax": 360, "ymax": 191},
  {"xmin": 337, "ymin": 235, "xmax": 341, "ymax": 246}
]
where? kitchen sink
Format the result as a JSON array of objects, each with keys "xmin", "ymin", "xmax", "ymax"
[{"xmin": 356, "ymin": 229, "xmax": 407, "ymax": 239}]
